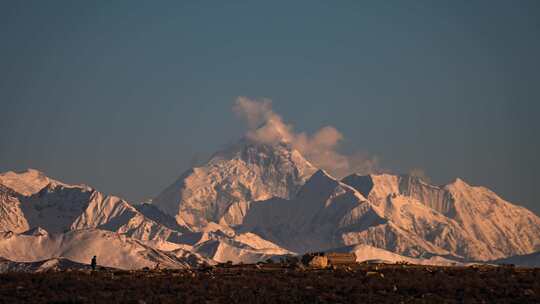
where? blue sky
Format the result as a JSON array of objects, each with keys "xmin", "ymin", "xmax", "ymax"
[{"xmin": 1, "ymin": 1, "xmax": 539, "ymax": 213}]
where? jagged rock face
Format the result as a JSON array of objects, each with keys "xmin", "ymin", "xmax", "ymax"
[
  {"xmin": 238, "ymin": 170, "xmax": 464, "ymax": 257},
  {"xmin": 22, "ymin": 184, "xmax": 93, "ymax": 234},
  {"xmin": 399, "ymin": 176, "xmax": 456, "ymax": 216},
  {"xmin": 70, "ymin": 191, "xmax": 185, "ymax": 244},
  {"xmin": 0, "ymin": 185, "xmax": 29, "ymax": 233},
  {"xmin": 341, "ymin": 174, "xmax": 540, "ymax": 260},
  {"xmin": 342, "ymin": 174, "xmax": 456, "ymax": 216},
  {"xmin": 153, "ymin": 141, "xmax": 317, "ymax": 229},
  {"xmin": 0, "ymin": 169, "xmax": 296, "ymax": 265},
  {"xmin": 220, "ymin": 169, "xmax": 540, "ymax": 261},
  {"xmin": 0, "ymin": 171, "xmax": 184, "ymax": 244},
  {"xmin": 239, "ymin": 170, "xmax": 375, "ymax": 253},
  {"xmin": 443, "ymin": 181, "xmax": 540, "ymax": 258},
  {"xmin": 2, "ymin": 149, "xmax": 540, "ymax": 266},
  {"xmin": 339, "ymin": 195, "xmax": 478, "ymax": 259},
  {"xmin": 0, "ymin": 169, "xmax": 94, "ymax": 234}
]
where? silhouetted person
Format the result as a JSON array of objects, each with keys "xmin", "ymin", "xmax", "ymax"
[{"xmin": 91, "ymin": 255, "xmax": 97, "ymax": 271}]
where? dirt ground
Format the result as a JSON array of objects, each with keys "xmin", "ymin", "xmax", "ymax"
[{"xmin": 0, "ymin": 263, "xmax": 538, "ymax": 303}]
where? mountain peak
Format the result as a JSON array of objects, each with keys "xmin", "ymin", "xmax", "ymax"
[
  {"xmin": 154, "ymin": 138, "xmax": 317, "ymax": 229},
  {"xmin": 0, "ymin": 168, "xmax": 53, "ymax": 196},
  {"xmin": 210, "ymin": 140, "xmax": 307, "ymax": 164},
  {"xmin": 296, "ymin": 169, "xmax": 360, "ymax": 201},
  {"xmin": 449, "ymin": 177, "xmax": 469, "ymax": 187},
  {"xmin": 25, "ymin": 168, "xmax": 44, "ymax": 175}
]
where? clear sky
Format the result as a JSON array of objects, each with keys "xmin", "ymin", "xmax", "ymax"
[{"xmin": 1, "ymin": 1, "xmax": 539, "ymax": 214}]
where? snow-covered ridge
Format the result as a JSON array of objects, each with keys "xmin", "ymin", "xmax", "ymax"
[
  {"xmin": 0, "ymin": 167, "xmax": 297, "ymax": 266},
  {"xmin": 153, "ymin": 141, "xmax": 540, "ymax": 262},
  {"xmin": 328, "ymin": 244, "xmax": 464, "ymax": 266},
  {"xmin": 236, "ymin": 170, "xmax": 463, "ymax": 258},
  {"xmin": 2, "ymin": 141, "xmax": 540, "ymax": 267},
  {"xmin": 0, "ymin": 178, "xmax": 181, "ymax": 244},
  {"xmin": 0, "ymin": 228, "xmax": 205, "ymax": 270},
  {"xmin": 341, "ymin": 173, "xmax": 540, "ymax": 260},
  {"xmin": 0, "ymin": 169, "xmax": 53, "ymax": 196},
  {"xmin": 0, "ymin": 169, "xmax": 88, "ymax": 196}
]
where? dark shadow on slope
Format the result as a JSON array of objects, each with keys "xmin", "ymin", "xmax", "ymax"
[
  {"xmin": 134, "ymin": 203, "xmax": 190, "ymax": 233},
  {"xmin": 341, "ymin": 174, "xmax": 374, "ymax": 198}
]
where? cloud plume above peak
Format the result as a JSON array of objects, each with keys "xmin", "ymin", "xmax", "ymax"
[{"xmin": 232, "ymin": 96, "xmax": 379, "ymax": 178}]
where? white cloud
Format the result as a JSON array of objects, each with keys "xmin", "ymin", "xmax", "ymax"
[{"xmin": 233, "ymin": 96, "xmax": 379, "ymax": 178}]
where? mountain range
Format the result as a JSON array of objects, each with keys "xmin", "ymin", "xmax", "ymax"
[{"xmin": 1, "ymin": 140, "xmax": 539, "ymax": 270}]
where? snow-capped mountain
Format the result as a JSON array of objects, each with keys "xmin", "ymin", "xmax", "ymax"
[
  {"xmin": 1, "ymin": 140, "xmax": 539, "ymax": 268},
  {"xmin": 154, "ymin": 140, "xmax": 317, "ymax": 229},
  {"xmin": 154, "ymin": 141, "xmax": 540, "ymax": 262},
  {"xmin": 235, "ymin": 169, "xmax": 461, "ymax": 258},
  {"xmin": 0, "ymin": 170, "xmax": 185, "ymax": 245},
  {"xmin": 0, "ymin": 168, "xmax": 294, "ymax": 266},
  {"xmin": 342, "ymin": 174, "xmax": 540, "ymax": 260},
  {"xmin": 0, "ymin": 169, "xmax": 64, "ymax": 196},
  {"xmin": 237, "ymin": 169, "xmax": 376, "ymax": 253}
]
